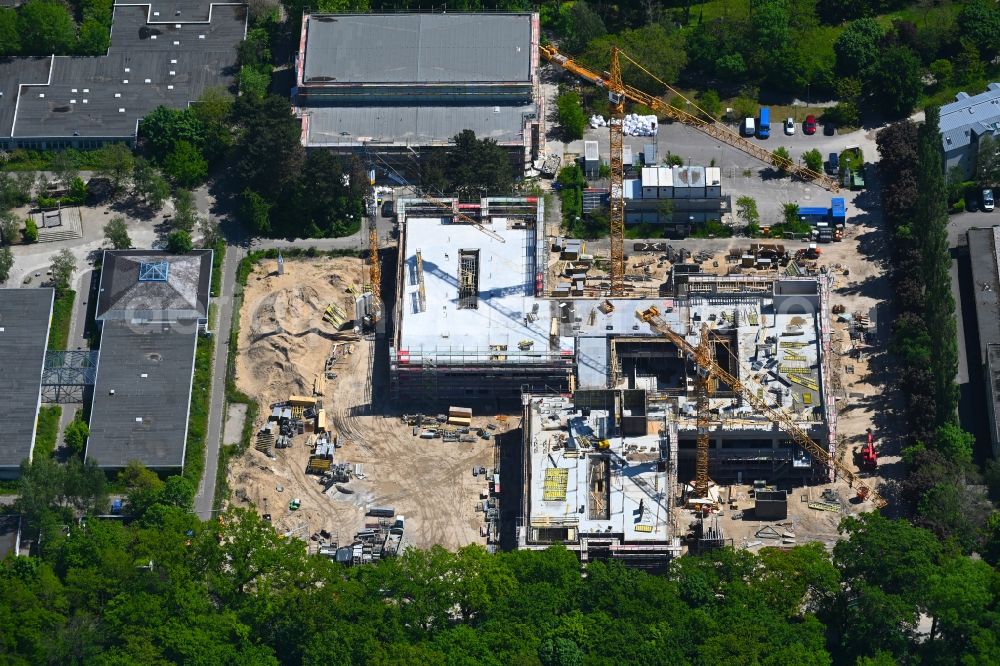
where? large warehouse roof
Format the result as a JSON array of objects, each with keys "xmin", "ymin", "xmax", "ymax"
[
  {"xmin": 0, "ymin": 289, "xmax": 53, "ymax": 474},
  {"xmin": 86, "ymin": 320, "xmax": 198, "ymax": 470},
  {"xmin": 301, "ymin": 13, "xmax": 532, "ymax": 84},
  {"xmin": 2, "ymin": 3, "xmax": 245, "ymax": 142}
]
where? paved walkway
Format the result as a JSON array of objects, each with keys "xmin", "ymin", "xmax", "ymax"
[{"xmin": 194, "ymin": 243, "xmax": 243, "ymax": 519}]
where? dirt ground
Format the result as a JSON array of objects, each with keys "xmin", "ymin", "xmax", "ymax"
[{"xmin": 226, "ymin": 257, "xmax": 499, "ymax": 551}]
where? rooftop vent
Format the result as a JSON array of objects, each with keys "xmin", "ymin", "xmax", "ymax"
[{"xmin": 138, "ymin": 261, "xmax": 169, "ymax": 282}]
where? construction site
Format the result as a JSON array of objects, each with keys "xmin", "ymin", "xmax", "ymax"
[{"xmin": 220, "ymin": 13, "xmax": 891, "ymax": 564}]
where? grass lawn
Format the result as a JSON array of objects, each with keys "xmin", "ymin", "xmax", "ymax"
[
  {"xmin": 210, "ymin": 241, "xmax": 224, "ymax": 298},
  {"xmin": 182, "ymin": 305, "xmax": 216, "ymax": 486},
  {"xmin": 48, "ymin": 289, "xmax": 75, "ymax": 350},
  {"xmin": 34, "ymin": 406, "xmax": 62, "ymax": 458}
]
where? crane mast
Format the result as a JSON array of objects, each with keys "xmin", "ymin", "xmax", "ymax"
[
  {"xmin": 608, "ymin": 48, "xmax": 626, "ymax": 297},
  {"xmin": 693, "ymin": 324, "xmax": 715, "ymax": 497},
  {"xmin": 637, "ymin": 306, "xmax": 885, "ymax": 509}
]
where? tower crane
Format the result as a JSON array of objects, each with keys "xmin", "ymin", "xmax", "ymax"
[
  {"xmin": 541, "ymin": 45, "xmax": 839, "ymax": 298},
  {"xmin": 636, "ymin": 305, "xmax": 886, "ymax": 509}
]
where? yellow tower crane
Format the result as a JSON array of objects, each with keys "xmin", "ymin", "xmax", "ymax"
[
  {"xmin": 540, "ymin": 45, "xmax": 839, "ymax": 297},
  {"xmin": 636, "ymin": 305, "xmax": 885, "ymax": 508}
]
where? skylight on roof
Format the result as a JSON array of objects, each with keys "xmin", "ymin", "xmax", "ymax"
[{"xmin": 138, "ymin": 261, "xmax": 169, "ymax": 282}]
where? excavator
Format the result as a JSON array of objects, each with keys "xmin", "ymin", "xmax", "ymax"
[{"xmin": 636, "ymin": 306, "xmax": 886, "ymax": 509}]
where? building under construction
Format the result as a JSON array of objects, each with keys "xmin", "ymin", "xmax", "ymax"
[
  {"xmin": 517, "ymin": 391, "xmax": 681, "ymax": 565},
  {"xmin": 389, "ymin": 196, "xmax": 575, "ymax": 405},
  {"xmin": 391, "ymin": 205, "xmax": 837, "ymax": 480}
]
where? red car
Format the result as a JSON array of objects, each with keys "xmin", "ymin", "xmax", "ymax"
[{"xmin": 803, "ymin": 115, "xmax": 817, "ymax": 135}]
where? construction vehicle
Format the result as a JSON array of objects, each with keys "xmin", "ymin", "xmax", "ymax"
[
  {"xmin": 540, "ymin": 45, "xmax": 838, "ymax": 297},
  {"xmin": 635, "ymin": 306, "xmax": 886, "ymax": 509},
  {"xmin": 860, "ymin": 429, "xmax": 878, "ymax": 471}
]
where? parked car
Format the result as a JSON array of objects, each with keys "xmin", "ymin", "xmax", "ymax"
[
  {"xmin": 823, "ymin": 123, "xmax": 836, "ymax": 136},
  {"xmin": 984, "ymin": 188, "xmax": 996, "ymax": 212},
  {"xmin": 742, "ymin": 117, "xmax": 756, "ymax": 137},
  {"xmin": 784, "ymin": 117, "xmax": 795, "ymax": 135},
  {"xmin": 826, "ymin": 152, "xmax": 839, "ymax": 175},
  {"xmin": 381, "ymin": 200, "xmax": 395, "ymax": 217},
  {"xmin": 803, "ymin": 115, "xmax": 817, "ymax": 135}
]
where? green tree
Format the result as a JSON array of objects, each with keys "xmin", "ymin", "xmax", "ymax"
[
  {"xmin": 132, "ymin": 160, "xmax": 170, "ymax": 210},
  {"xmin": 139, "ymin": 106, "xmax": 206, "ymax": 162},
  {"xmin": 0, "ymin": 8, "xmax": 20, "ymax": 55},
  {"xmin": 50, "ymin": 151, "xmax": 79, "ymax": 187},
  {"xmin": 916, "ymin": 108, "xmax": 958, "ymax": 424},
  {"xmin": 957, "ymin": 0, "xmax": 1000, "ymax": 57},
  {"xmin": 77, "ymin": 17, "xmax": 110, "ymax": 55},
  {"xmin": 17, "ymin": 0, "xmax": 76, "ymax": 55},
  {"xmin": 199, "ymin": 215, "xmax": 222, "ymax": 248},
  {"xmin": 163, "ymin": 141, "xmax": 209, "ymax": 187},
  {"xmin": 582, "ymin": 24, "xmax": 687, "ymax": 93},
  {"xmin": 50, "ymin": 248, "xmax": 75, "ymax": 292},
  {"xmin": 239, "ymin": 65, "xmax": 271, "ymax": 100},
  {"xmin": 443, "ymin": 129, "xmax": 514, "ymax": 196},
  {"xmin": 929, "ymin": 59, "xmax": 953, "ymax": 87},
  {"xmin": 23, "ymin": 218, "xmax": 38, "ymax": 243},
  {"xmin": 241, "ymin": 188, "xmax": 272, "ymax": 236},
  {"xmin": 978, "ymin": 134, "xmax": 1000, "ymax": 187},
  {"xmin": 93, "ymin": 143, "xmax": 135, "ymax": 193},
  {"xmin": 556, "ymin": 91, "xmax": 586, "ymax": 141},
  {"xmin": 166, "ymin": 229, "xmax": 193, "ymax": 253},
  {"xmin": 0, "ymin": 211, "xmax": 19, "ymax": 245},
  {"xmin": 0, "ymin": 246, "xmax": 13, "ymax": 283},
  {"xmin": 803, "ymin": 148, "xmax": 823, "ymax": 173},
  {"xmin": 233, "ymin": 95, "xmax": 303, "ymax": 202},
  {"xmin": 63, "ymin": 419, "xmax": 90, "ymax": 457},
  {"xmin": 558, "ymin": 1, "xmax": 605, "ymax": 54},
  {"xmin": 773, "ymin": 146, "xmax": 792, "ymax": 175},
  {"xmin": 869, "ymin": 46, "xmax": 921, "ymax": 118},
  {"xmin": 119, "ymin": 461, "xmax": 165, "ymax": 516},
  {"xmin": 697, "ymin": 90, "xmax": 722, "ymax": 120},
  {"xmin": 834, "ymin": 18, "xmax": 884, "ymax": 77},
  {"xmin": 192, "ymin": 87, "xmax": 234, "ymax": 163},
  {"xmin": 171, "ymin": 188, "xmax": 199, "ymax": 232},
  {"xmin": 103, "ymin": 216, "xmax": 131, "ymax": 250},
  {"xmin": 736, "ymin": 195, "xmax": 760, "ymax": 234}
]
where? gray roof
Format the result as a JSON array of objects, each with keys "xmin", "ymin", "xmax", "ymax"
[
  {"xmin": 304, "ymin": 103, "xmax": 532, "ymax": 147},
  {"xmin": 3, "ymin": 3, "xmax": 245, "ymax": 140},
  {"xmin": 302, "ymin": 13, "xmax": 532, "ymax": 84},
  {"xmin": 86, "ymin": 320, "xmax": 198, "ymax": 469},
  {"xmin": 97, "ymin": 250, "xmax": 212, "ymax": 322},
  {"xmin": 940, "ymin": 82, "xmax": 1000, "ymax": 152},
  {"xmin": 0, "ymin": 288, "xmax": 54, "ymax": 469},
  {"xmin": 0, "ymin": 57, "xmax": 54, "ymax": 140},
  {"xmin": 968, "ymin": 227, "xmax": 1000, "ymax": 363}
]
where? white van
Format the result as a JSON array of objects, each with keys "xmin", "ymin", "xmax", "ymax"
[{"xmin": 742, "ymin": 117, "xmax": 756, "ymax": 137}]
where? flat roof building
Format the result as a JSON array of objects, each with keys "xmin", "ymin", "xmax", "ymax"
[
  {"xmin": 295, "ymin": 13, "xmax": 541, "ymax": 177},
  {"xmin": 0, "ymin": 289, "xmax": 54, "ymax": 478},
  {"xmin": 966, "ymin": 226, "xmax": 1000, "ymax": 458},
  {"xmin": 0, "ymin": 2, "xmax": 246, "ymax": 151},
  {"xmin": 86, "ymin": 250, "xmax": 212, "ymax": 472}
]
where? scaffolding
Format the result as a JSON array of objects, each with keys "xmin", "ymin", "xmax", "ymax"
[{"xmin": 458, "ymin": 249, "xmax": 480, "ymax": 309}]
